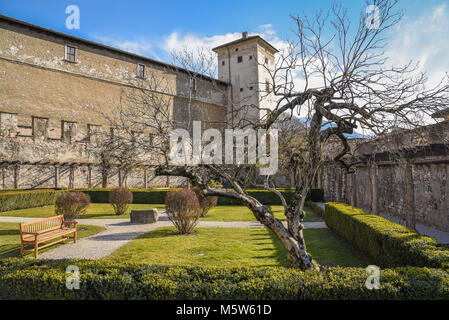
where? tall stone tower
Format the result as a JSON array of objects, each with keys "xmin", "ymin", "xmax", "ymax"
[{"xmin": 213, "ymin": 32, "xmax": 279, "ymax": 128}]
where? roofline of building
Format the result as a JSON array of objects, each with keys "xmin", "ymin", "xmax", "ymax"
[
  {"xmin": 0, "ymin": 14, "xmax": 229, "ymax": 87},
  {"xmin": 212, "ymin": 35, "xmax": 279, "ymax": 54}
]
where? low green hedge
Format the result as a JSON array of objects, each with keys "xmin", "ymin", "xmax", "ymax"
[
  {"xmin": 0, "ymin": 190, "xmax": 65, "ymax": 212},
  {"xmin": 73, "ymin": 188, "xmax": 181, "ymax": 204},
  {"xmin": 0, "ymin": 259, "xmax": 448, "ymax": 299},
  {"xmin": 306, "ymin": 200, "xmax": 325, "ymax": 216},
  {"xmin": 0, "ymin": 188, "xmax": 66, "ymax": 193},
  {"xmin": 0, "ymin": 187, "xmax": 324, "ymax": 210},
  {"xmin": 74, "ymin": 188, "xmax": 324, "ymax": 205},
  {"xmin": 324, "ymin": 203, "xmax": 449, "ymax": 269},
  {"xmin": 217, "ymin": 188, "xmax": 323, "ymax": 205}
]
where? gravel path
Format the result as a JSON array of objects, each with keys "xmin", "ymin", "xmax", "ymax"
[{"xmin": 0, "ymin": 212, "xmax": 327, "ymax": 260}]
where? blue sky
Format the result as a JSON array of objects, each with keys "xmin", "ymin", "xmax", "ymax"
[
  {"xmin": 1, "ymin": 0, "xmax": 448, "ymax": 134},
  {"xmin": 1, "ymin": 0, "xmax": 448, "ymax": 62},
  {"xmin": 1, "ymin": 0, "xmax": 448, "ymax": 99}
]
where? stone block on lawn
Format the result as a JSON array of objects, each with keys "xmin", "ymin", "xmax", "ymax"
[{"xmin": 130, "ymin": 209, "xmax": 158, "ymax": 224}]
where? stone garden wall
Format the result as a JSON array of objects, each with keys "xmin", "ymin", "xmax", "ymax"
[{"xmin": 318, "ymin": 156, "xmax": 449, "ymax": 233}]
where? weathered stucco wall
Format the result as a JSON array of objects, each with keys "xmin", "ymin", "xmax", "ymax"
[
  {"xmin": 0, "ymin": 16, "xmax": 230, "ymax": 188},
  {"xmin": 0, "ymin": 19, "xmax": 228, "ymax": 128}
]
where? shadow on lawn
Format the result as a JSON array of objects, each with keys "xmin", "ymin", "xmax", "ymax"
[
  {"xmin": 0, "ymin": 229, "xmax": 19, "ymax": 236},
  {"xmin": 249, "ymin": 228, "xmax": 290, "ymax": 267},
  {"xmin": 0, "ymin": 245, "xmax": 20, "ymax": 259}
]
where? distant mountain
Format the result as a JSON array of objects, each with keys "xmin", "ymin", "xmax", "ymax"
[{"xmin": 296, "ymin": 117, "xmax": 370, "ymax": 139}]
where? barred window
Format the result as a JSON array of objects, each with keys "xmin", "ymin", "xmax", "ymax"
[{"xmin": 65, "ymin": 45, "xmax": 76, "ymax": 62}]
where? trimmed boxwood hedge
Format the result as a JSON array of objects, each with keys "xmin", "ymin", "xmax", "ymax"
[
  {"xmin": 324, "ymin": 203, "xmax": 449, "ymax": 269},
  {"xmin": 73, "ymin": 188, "xmax": 181, "ymax": 204},
  {"xmin": 0, "ymin": 190, "xmax": 65, "ymax": 212},
  {"xmin": 306, "ymin": 200, "xmax": 325, "ymax": 216},
  {"xmin": 0, "ymin": 258, "xmax": 448, "ymax": 300},
  {"xmin": 0, "ymin": 188, "xmax": 324, "ymax": 206},
  {"xmin": 74, "ymin": 188, "xmax": 324, "ymax": 205},
  {"xmin": 0, "ymin": 187, "xmax": 66, "ymax": 193}
]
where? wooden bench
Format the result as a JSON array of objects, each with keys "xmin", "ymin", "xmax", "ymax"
[{"xmin": 19, "ymin": 215, "xmax": 78, "ymax": 259}]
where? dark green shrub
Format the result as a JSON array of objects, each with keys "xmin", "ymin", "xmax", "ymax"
[
  {"xmin": 216, "ymin": 188, "xmax": 324, "ymax": 205},
  {"xmin": 0, "ymin": 190, "xmax": 65, "ymax": 212},
  {"xmin": 0, "ymin": 259, "xmax": 448, "ymax": 300},
  {"xmin": 324, "ymin": 203, "xmax": 449, "ymax": 269},
  {"xmin": 74, "ymin": 188, "xmax": 180, "ymax": 204}
]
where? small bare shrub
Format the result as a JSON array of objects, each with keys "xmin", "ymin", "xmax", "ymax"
[
  {"xmin": 109, "ymin": 186, "xmax": 133, "ymax": 215},
  {"xmin": 193, "ymin": 187, "xmax": 218, "ymax": 217},
  {"xmin": 55, "ymin": 192, "xmax": 90, "ymax": 221},
  {"xmin": 164, "ymin": 189, "xmax": 201, "ymax": 234}
]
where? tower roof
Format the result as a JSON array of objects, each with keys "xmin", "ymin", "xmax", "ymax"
[{"xmin": 212, "ymin": 32, "xmax": 279, "ymax": 54}]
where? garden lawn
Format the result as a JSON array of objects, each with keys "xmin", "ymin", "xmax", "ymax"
[
  {"xmin": 200, "ymin": 205, "xmax": 322, "ymax": 222},
  {"xmin": 105, "ymin": 227, "xmax": 369, "ymax": 268},
  {"xmin": 0, "ymin": 222, "xmax": 105, "ymax": 259},
  {"xmin": 0, "ymin": 203, "xmax": 165, "ymax": 219}
]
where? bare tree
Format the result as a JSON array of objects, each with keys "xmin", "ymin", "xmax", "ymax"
[{"xmin": 101, "ymin": 0, "xmax": 449, "ymax": 271}]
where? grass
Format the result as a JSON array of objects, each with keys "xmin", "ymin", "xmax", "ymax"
[
  {"xmin": 200, "ymin": 205, "xmax": 323, "ymax": 222},
  {"xmin": 0, "ymin": 222, "xmax": 106, "ymax": 259},
  {"xmin": 304, "ymin": 228, "xmax": 371, "ymax": 267},
  {"xmin": 105, "ymin": 226, "xmax": 369, "ymax": 268},
  {"xmin": 0, "ymin": 203, "xmax": 165, "ymax": 219}
]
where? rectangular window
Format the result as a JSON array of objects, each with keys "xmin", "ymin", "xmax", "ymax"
[
  {"xmin": 222, "ymin": 61, "xmax": 225, "ymax": 66},
  {"xmin": 265, "ymin": 57, "xmax": 269, "ymax": 64},
  {"xmin": 266, "ymin": 80, "xmax": 271, "ymax": 93},
  {"xmin": 240, "ymin": 88, "xmax": 243, "ymax": 92},
  {"xmin": 189, "ymin": 78, "xmax": 197, "ymax": 91},
  {"xmin": 237, "ymin": 56, "xmax": 243, "ymax": 63},
  {"xmin": 65, "ymin": 45, "xmax": 76, "ymax": 62},
  {"xmin": 249, "ymin": 55, "xmax": 253, "ymax": 60},
  {"xmin": 137, "ymin": 64, "xmax": 145, "ymax": 78}
]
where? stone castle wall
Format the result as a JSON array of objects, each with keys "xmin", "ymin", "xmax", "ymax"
[{"xmin": 0, "ymin": 16, "xmax": 232, "ymax": 189}]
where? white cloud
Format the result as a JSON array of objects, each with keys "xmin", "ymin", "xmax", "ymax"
[
  {"xmin": 161, "ymin": 24, "xmax": 289, "ymax": 55},
  {"xmin": 163, "ymin": 31, "xmax": 241, "ymax": 53},
  {"xmin": 386, "ymin": 3, "xmax": 449, "ymax": 88},
  {"xmin": 92, "ymin": 35, "xmax": 156, "ymax": 57}
]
